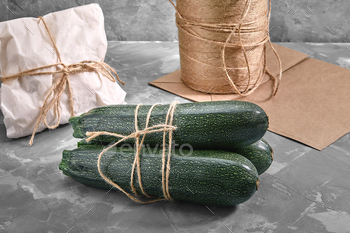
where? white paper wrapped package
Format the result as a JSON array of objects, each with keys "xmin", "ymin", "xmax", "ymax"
[{"xmin": 0, "ymin": 4, "xmax": 126, "ymax": 142}]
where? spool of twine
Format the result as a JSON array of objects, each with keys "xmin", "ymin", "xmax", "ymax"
[{"xmin": 170, "ymin": 0, "xmax": 281, "ymax": 95}]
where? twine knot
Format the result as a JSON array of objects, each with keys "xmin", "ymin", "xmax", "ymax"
[
  {"xmin": 62, "ymin": 66, "xmax": 70, "ymax": 75},
  {"xmin": 0, "ymin": 16, "xmax": 124, "ymax": 145},
  {"xmin": 85, "ymin": 101, "xmax": 179, "ymax": 203}
]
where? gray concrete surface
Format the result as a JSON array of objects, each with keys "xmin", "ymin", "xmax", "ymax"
[{"xmin": 1, "ymin": 42, "xmax": 350, "ymax": 232}]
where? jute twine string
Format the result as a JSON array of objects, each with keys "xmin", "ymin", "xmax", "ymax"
[
  {"xmin": 0, "ymin": 16, "xmax": 124, "ymax": 145},
  {"xmin": 169, "ymin": 0, "xmax": 282, "ymax": 96},
  {"xmin": 85, "ymin": 101, "xmax": 179, "ymax": 204}
]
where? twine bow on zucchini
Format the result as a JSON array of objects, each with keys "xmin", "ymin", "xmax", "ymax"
[
  {"xmin": 84, "ymin": 101, "xmax": 179, "ymax": 204},
  {"xmin": 61, "ymin": 101, "xmax": 262, "ymax": 206}
]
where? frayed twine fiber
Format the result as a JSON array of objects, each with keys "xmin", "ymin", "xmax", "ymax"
[{"xmin": 169, "ymin": 0, "xmax": 282, "ymax": 96}]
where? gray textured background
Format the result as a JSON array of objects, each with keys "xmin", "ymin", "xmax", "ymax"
[{"xmin": 0, "ymin": 0, "xmax": 349, "ymax": 42}]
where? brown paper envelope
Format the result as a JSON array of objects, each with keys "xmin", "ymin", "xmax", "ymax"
[
  {"xmin": 149, "ymin": 43, "xmax": 309, "ymax": 102},
  {"xmin": 150, "ymin": 43, "xmax": 309, "ymax": 84},
  {"xmin": 241, "ymin": 57, "xmax": 350, "ymax": 150},
  {"xmin": 149, "ymin": 43, "xmax": 350, "ymax": 150},
  {"xmin": 154, "ymin": 80, "xmax": 212, "ymax": 102}
]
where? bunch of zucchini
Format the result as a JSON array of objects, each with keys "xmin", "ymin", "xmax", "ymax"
[{"xmin": 59, "ymin": 101, "xmax": 273, "ymax": 207}]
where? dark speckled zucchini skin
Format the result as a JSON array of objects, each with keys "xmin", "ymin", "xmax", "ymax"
[
  {"xmin": 69, "ymin": 101, "xmax": 268, "ymax": 150},
  {"xmin": 233, "ymin": 139, "xmax": 273, "ymax": 175},
  {"xmin": 77, "ymin": 138, "xmax": 273, "ymax": 175},
  {"xmin": 59, "ymin": 145, "xmax": 259, "ymax": 207}
]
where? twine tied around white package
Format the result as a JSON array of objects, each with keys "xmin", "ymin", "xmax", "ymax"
[{"xmin": 0, "ymin": 15, "xmax": 124, "ymax": 145}]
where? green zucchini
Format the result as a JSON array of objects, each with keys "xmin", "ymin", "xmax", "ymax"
[
  {"xmin": 232, "ymin": 139, "xmax": 273, "ymax": 175},
  {"xmin": 59, "ymin": 145, "xmax": 259, "ymax": 207},
  {"xmin": 69, "ymin": 101, "xmax": 268, "ymax": 150},
  {"xmin": 76, "ymin": 138, "xmax": 273, "ymax": 175}
]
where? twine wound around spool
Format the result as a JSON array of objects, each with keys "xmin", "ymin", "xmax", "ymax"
[
  {"xmin": 85, "ymin": 102, "xmax": 179, "ymax": 204},
  {"xmin": 168, "ymin": 0, "xmax": 282, "ymax": 96}
]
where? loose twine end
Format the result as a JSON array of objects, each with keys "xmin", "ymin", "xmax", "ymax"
[
  {"xmin": 85, "ymin": 101, "xmax": 179, "ymax": 204},
  {"xmin": 270, "ymin": 147, "xmax": 274, "ymax": 161}
]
